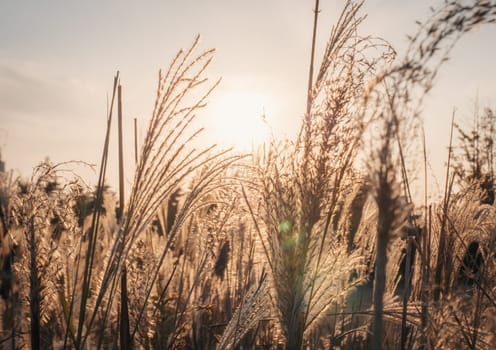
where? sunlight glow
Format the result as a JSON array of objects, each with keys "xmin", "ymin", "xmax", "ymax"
[{"xmin": 206, "ymin": 92, "xmax": 271, "ymax": 150}]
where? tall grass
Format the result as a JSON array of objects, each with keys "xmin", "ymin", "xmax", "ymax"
[
  {"xmin": 1, "ymin": 1, "xmax": 496, "ymax": 349},
  {"xmin": 238, "ymin": 2, "xmax": 395, "ymax": 348}
]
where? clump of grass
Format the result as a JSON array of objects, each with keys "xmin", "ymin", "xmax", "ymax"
[
  {"xmin": 361, "ymin": 0, "xmax": 496, "ymax": 348},
  {"xmin": 7, "ymin": 162, "xmax": 90, "ymax": 348},
  {"xmin": 236, "ymin": 1, "xmax": 394, "ymax": 348},
  {"xmin": 88, "ymin": 36, "xmax": 242, "ymax": 348},
  {"xmin": 7, "ymin": 36, "xmax": 244, "ymax": 349}
]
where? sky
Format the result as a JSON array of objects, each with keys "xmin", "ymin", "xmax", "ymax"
[{"xmin": 1, "ymin": 0, "xmax": 495, "ymax": 200}]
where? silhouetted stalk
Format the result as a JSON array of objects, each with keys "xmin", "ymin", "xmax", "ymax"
[
  {"xmin": 395, "ymin": 131, "xmax": 415, "ymax": 350},
  {"xmin": 75, "ymin": 72, "xmax": 119, "ymax": 349},
  {"xmin": 63, "ymin": 226, "xmax": 84, "ymax": 349},
  {"xmin": 475, "ymin": 96, "xmax": 480, "ymax": 179},
  {"xmin": 28, "ymin": 216, "xmax": 40, "ymax": 350},
  {"xmin": 117, "ymin": 83, "xmax": 131, "ymax": 350},
  {"xmin": 0, "ymin": 196, "xmax": 7, "ymax": 235},
  {"xmin": 389, "ymin": 91, "xmax": 414, "ymax": 349},
  {"xmin": 306, "ymin": 0, "xmax": 320, "ymax": 116},
  {"xmin": 118, "ymin": 84, "xmax": 125, "ymax": 220},
  {"xmin": 120, "ymin": 266, "xmax": 131, "ymax": 350},
  {"xmin": 400, "ymin": 235, "xmax": 412, "ymax": 350},
  {"xmin": 134, "ymin": 117, "xmax": 138, "ymax": 164},
  {"xmin": 489, "ymin": 110, "xmax": 495, "ymax": 182},
  {"xmin": 419, "ymin": 129, "xmax": 429, "ymax": 350},
  {"xmin": 372, "ymin": 209, "xmax": 387, "ymax": 350},
  {"xmin": 372, "ymin": 122, "xmax": 396, "ymax": 350},
  {"xmin": 10, "ymin": 253, "xmax": 15, "ymax": 350},
  {"xmin": 434, "ymin": 109, "xmax": 456, "ymax": 302},
  {"xmin": 469, "ymin": 242, "xmax": 487, "ymax": 350}
]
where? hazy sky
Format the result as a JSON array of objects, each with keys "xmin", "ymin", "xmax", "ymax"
[{"xmin": 1, "ymin": 0, "xmax": 495, "ymax": 199}]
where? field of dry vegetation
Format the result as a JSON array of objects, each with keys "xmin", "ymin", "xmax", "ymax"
[{"xmin": 1, "ymin": 1, "xmax": 496, "ymax": 349}]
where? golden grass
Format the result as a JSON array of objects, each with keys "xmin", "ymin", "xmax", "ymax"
[{"xmin": 1, "ymin": 1, "xmax": 496, "ymax": 349}]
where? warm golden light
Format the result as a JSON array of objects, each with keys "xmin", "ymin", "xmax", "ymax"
[{"xmin": 206, "ymin": 91, "xmax": 271, "ymax": 150}]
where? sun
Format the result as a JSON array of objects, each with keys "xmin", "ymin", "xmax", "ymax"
[{"xmin": 205, "ymin": 91, "xmax": 271, "ymax": 150}]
